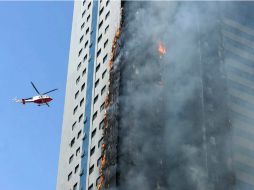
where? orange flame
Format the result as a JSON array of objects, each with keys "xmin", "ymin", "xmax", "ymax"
[{"xmin": 158, "ymin": 42, "xmax": 166, "ymax": 56}]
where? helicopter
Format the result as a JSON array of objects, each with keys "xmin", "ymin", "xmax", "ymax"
[{"xmin": 14, "ymin": 82, "xmax": 57, "ymax": 107}]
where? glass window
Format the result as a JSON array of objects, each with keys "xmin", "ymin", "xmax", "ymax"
[
  {"xmin": 91, "ymin": 128, "xmax": 96, "ymax": 138},
  {"xmin": 80, "ymin": 35, "xmax": 84, "ymax": 43},
  {"xmin": 94, "ymin": 95, "xmax": 98, "ymax": 104},
  {"xmin": 99, "ymin": 7, "xmax": 104, "ymax": 15},
  {"xmin": 98, "ymin": 137, "xmax": 104, "ymax": 148},
  {"xmin": 70, "ymin": 137, "xmax": 75, "ymax": 147},
  {"xmin": 92, "ymin": 111, "xmax": 98, "ymax": 121},
  {"xmin": 99, "ymin": 120, "xmax": 104, "ymax": 130},
  {"xmin": 99, "ymin": 20, "xmax": 103, "ymax": 29},
  {"xmin": 78, "ymin": 48, "xmax": 83, "ymax": 57},
  {"xmin": 75, "ymin": 164, "xmax": 79, "ymax": 173},
  {"xmin": 72, "ymin": 121, "xmax": 77, "ymax": 131},
  {"xmin": 76, "ymin": 76, "xmax": 80, "ymax": 84},
  {"xmin": 101, "ymin": 85, "xmax": 106, "ymax": 95},
  {"xmin": 103, "ymin": 54, "xmax": 108, "ymax": 63},
  {"xmin": 77, "ymin": 130, "xmax": 82, "ymax": 139},
  {"xmin": 105, "ymin": 11, "xmax": 110, "ymax": 20},
  {"xmin": 68, "ymin": 172, "xmax": 72, "ymax": 181},
  {"xmin": 73, "ymin": 105, "xmax": 78, "ymax": 115},
  {"xmin": 77, "ymin": 62, "xmax": 81, "ymax": 71},
  {"xmin": 69, "ymin": 154, "xmax": 74, "ymax": 163},
  {"xmin": 90, "ymin": 147, "xmax": 95, "ymax": 156},
  {"xmin": 104, "ymin": 39, "xmax": 108, "ymax": 48},
  {"xmin": 105, "ymin": 25, "xmax": 109, "ymax": 33},
  {"xmin": 97, "ymin": 48, "xmax": 101, "ymax": 57},
  {"xmin": 75, "ymin": 91, "xmax": 79, "ymax": 99},
  {"xmin": 79, "ymin": 114, "xmax": 83, "ymax": 122},
  {"xmin": 100, "ymin": 102, "xmax": 105, "ymax": 112},
  {"xmin": 73, "ymin": 183, "xmax": 78, "ymax": 190},
  {"xmin": 96, "ymin": 63, "xmax": 100, "ymax": 72},
  {"xmin": 80, "ymin": 98, "xmax": 84, "ymax": 107},
  {"xmin": 102, "ymin": 69, "xmax": 107, "ymax": 79},
  {"xmin": 98, "ymin": 34, "xmax": 102, "ymax": 43},
  {"xmin": 95, "ymin": 79, "xmax": 99, "ymax": 88},
  {"xmin": 81, "ymin": 83, "xmax": 85, "ymax": 91}
]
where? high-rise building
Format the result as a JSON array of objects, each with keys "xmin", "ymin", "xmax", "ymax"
[
  {"xmin": 223, "ymin": 2, "xmax": 254, "ymax": 189},
  {"xmin": 56, "ymin": 1, "xmax": 121, "ymax": 190}
]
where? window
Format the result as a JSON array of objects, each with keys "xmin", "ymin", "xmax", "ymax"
[
  {"xmin": 105, "ymin": 11, "xmax": 110, "ymax": 20},
  {"xmin": 73, "ymin": 183, "xmax": 78, "ymax": 190},
  {"xmin": 85, "ymin": 40, "xmax": 88, "ymax": 48},
  {"xmin": 68, "ymin": 172, "xmax": 72, "ymax": 181},
  {"xmin": 83, "ymin": 54, "xmax": 88, "ymax": 62},
  {"xmin": 94, "ymin": 95, "xmax": 98, "ymax": 104},
  {"xmin": 80, "ymin": 35, "xmax": 84, "ymax": 43},
  {"xmin": 103, "ymin": 54, "xmax": 108, "ymax": 63},
  {"xmin": 91, "ymin": 128, "xmax": 96, "ymax": 139},
  {"xmin": 73, "ymin": 105, "xmax": 78, "ymax": 115},
  {"xmin": 88, "ymin": 2, "xmax": 91, "ymax": 9},
  {"xmin": 97, "ymin": 156, "xmax": 102, "ymax": 166},
  {"xmin": 77, "ymin": 62, "xmax": 81, "ymax": 71},
  {"xmin": 82, "ymin": 0, "xmax": 86, "ymax": 6},
  {"xmin": 98, "ymin": 34, "xmax": 102, "ymax": 43},
  {"xmin": 90, "ymin": 147, "xmax": 95, "ymax": 156},
  {"xmin": 82, "ymin": 68, "xmax": 86, "ymax": 76},
  {"xmin": 99, "ymin": 120, "xmax": 104, "ymax": 130},
  {"xmin": 106, "ymin": 0, "xmax": 109, "ymax": 6},
  {"xmin": 89, "ymin": 164, "xmax": 94, "ymax": 175},
  {"xmin": 72, "ymin": 121, "xmax": 77, "ymax": 131},
  {"xmin": 92, "ymin": 111, "xmax": 98, "ymax": 121},
  {"xmin": 82, "ymin": 10, "xmax": 86, "ymax": 17},
  {"xmin": 78, "ymin": 48, "xmax": 83, "ymax": 57},
  {"xmin": 89, "ymin": 42, "xmax": 93, "ymax": 48},
  {"xmin": 101, "ymin": 85, "xmax": 106, "ymax": 95},
  {"xmin": 98, "ymin": 137, "xmax": 104, "ymax": 148},
  {"xmin": 80, "ymin": 98, "xmax": 84, "ymax": 107},
  {"xmin": 75, "ymin": 91, "xmax": 79, "ymax": 99},
  {"xmin": 102, "ymin": 69, "xmax": 107, "ymax": 79},
  {"xmin": 105, "ymin": 24, "xmax": 109, "ymax": 33},
  {"xmin": 104, "ymin": 39, "xmax": 108, "ymax": 48},
  {"xmin": 99, "ymin": 7, "xmax": 104, "ymax": 15},
  {"xmin": 79, "ymin": 114, "xmax": 83, "ymax": 122},
  {"xmin": 100, "ymin": 102, "xmax": 105, "ymax": 112},
  {"xmin": 76, "ymin": 76, "xmax": 80, "ymax": 84},
  {"xmin": 99, "ymin": 20, "xmax": 103, "ymax": 29},
  {"xmin": 96, "ymin": 176, "xmax": 100, "ymax": 186},
  {"xmin": 96, "ymin": 63, "xmax": 100, "ymax": 72},
  {"xmin": 77, "ymin": 130, "xmax": 82, "ymax": 139},
  {"xmin": 70, "ymin": 137, "xmax": 75, "ymax": 147},
  {"xmin": 86, "ymin": 27, "xmax": 89, "ymax": 34},
  {"xmin": 69, "ymin": 154, "xmax": 74, "ymax": 164},
  {"xmin": 95, "ymin": 79, "xmax": 99, "ymax": 88},
  {"xmin": 75, "ymin": 164, "xmax": 79, "ymax": 173},
  {"xmin": 81, "ymin": 83, "xmax": 85, "ymax": 91},
  {"xmin": 87, "ymin": 14, "xmax": 90, "ymax": 22},
  {"xmin": 81, "ymin": 22, "xmax": 85, "ymax": 30},
  {"xmin": 88, "ymin": 184, "xmax": 93, "ymax": 190},
  {"xmin": 97, "ymin": 48, "xmax": 101, "ymax": 57},
  {"xmin": 76, "ymin": 147, "xmax": 80, "ymax": 156}
]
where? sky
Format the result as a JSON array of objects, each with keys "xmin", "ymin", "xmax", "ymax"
[{"xmin": 0, "ymin": 1, "xmax": 73, "ymax": 190}]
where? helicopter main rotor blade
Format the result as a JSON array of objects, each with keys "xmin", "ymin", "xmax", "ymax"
[
  {"xmin": 42, "ymin": 88, "xmax": 58, "ymax": 95},
  {"xmin": 31, "ymin": 82, "xmax": 41, "ymax": 95}
]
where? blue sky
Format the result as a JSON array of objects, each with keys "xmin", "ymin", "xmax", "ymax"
[{"xmin": 0, "ymin": 1, "xmax": 73, "ymax": 190}]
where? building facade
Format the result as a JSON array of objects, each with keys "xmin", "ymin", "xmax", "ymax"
[
  {"xmin": 223, "ymin": 2, "xmax": 254, "ymax": 189},
  {"xmin": 56, "ymin": 1, "xmax": 121, "ymax": 190}
]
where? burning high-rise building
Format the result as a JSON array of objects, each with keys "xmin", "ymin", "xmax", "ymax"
[{"xmin": 57, "ymin": 1, "xmax": 254, "ymax": 190}]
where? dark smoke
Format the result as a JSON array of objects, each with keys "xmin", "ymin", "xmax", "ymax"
[{"xmin": 112, "ymin": 2, "xmax": 237, "ymax": 190}]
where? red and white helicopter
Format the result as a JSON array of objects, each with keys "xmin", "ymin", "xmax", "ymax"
[{"xmin": 14, "ymin": 82, "xmax": 57, "ymax": 107}]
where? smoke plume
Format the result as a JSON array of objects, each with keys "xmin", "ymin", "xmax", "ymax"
[{"xmin": 110, "ymin": 2, "xmax": 237, "ymax": 190}]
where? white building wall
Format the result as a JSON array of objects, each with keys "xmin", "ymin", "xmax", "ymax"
[{"xmin": 57, "ymin": 1, "xmax": 121, "ymax": 190}]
